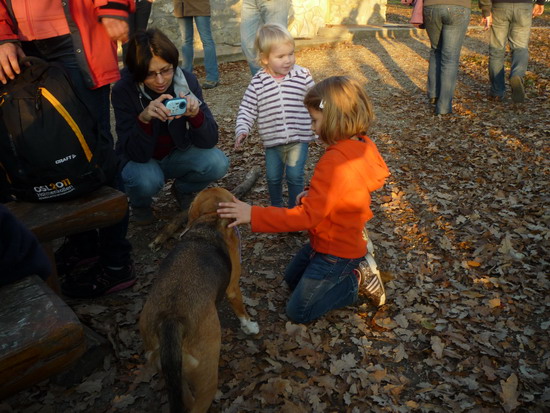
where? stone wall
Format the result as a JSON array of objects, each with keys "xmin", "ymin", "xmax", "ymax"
[{"xmin": 147, "ymin": 0, "xmax": 387, "ymax": 51}]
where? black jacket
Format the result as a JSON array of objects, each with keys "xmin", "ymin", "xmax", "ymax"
[{"xmin": 112, "ymin": 68, "xmax": 219, "ymax": 168}]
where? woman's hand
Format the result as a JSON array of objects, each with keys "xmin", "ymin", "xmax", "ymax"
[
  {"xmin": 138, "ymin": 93, "xmax": 173, "ymax": 123},
  {"xmin": 217, "ymin": 196, "xmax": 252, "ymax": 228},
  {"xmin": 183, "ymin": 95, "xmax": 201, "ymax": 118}
]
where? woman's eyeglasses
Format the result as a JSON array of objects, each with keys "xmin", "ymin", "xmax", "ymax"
[{"xmin": 145, "ymin": 67, "xmax": 174, "ymax": 80}]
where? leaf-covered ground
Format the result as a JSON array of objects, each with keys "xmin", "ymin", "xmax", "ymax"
[{"xmin": 3, "ymin": 12, "xmax": 549, "ymax": 413}]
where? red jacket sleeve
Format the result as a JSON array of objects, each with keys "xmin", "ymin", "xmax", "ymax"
[
  {"xmin": 95, "ymin": 0, "xmax": 135, "ymax": 20},
  {"xmin": 0, "ymin": 1, "xmax": 19, "ymax": 42}
]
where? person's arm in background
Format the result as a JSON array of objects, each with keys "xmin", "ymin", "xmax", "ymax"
[
  {"xmin": 479, "ymin": 0, "xmax": 493, "ymax": 30},
  {"xmin": 532, "ymin": 1, "xmax": 544, "ymax": 18},
  {"xmin": 0, "ymin": 2, "xmax": 25, "ymax": 84},
  {"xmin": 95, "ymin": 0, "xmax": 135, "ymax": 43}
]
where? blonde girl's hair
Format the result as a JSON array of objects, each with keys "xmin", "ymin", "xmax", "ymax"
[
  {"xmin": 304, "ymin": 76, "xmax": 375, "ymax": 145},
  {"xmin": 254, "ymin": 23, "xmax": 295, "ymax": 68}
]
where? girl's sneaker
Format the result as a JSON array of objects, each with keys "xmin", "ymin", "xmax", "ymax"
[{"xmin": 354, "ymin": 260, "xmax": 386, "ymax": 307}]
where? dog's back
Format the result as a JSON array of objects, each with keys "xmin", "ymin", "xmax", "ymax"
[{"xmin": 140, "ymin": 222, "xmax": 231, "ymax": 413}]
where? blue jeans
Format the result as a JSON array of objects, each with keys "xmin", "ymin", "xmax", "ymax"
[
  {"xmin": 240, "ymin": 0, "xmax": 290, "ymax": 75},
  {"xmin": 265, "ymin": 142, "xmax": 308, "ymax": 208},
  {"xmin": 489, "ymin": 3, "xmax": 532, "ymax": 98},
  {"xmin": 121, "ymin": 146, "xmax": 229, "ymax": 208},
  {"xmin": 423, "ymin": 5, "xmax": 471, "ymax": 114},
  {"xmin": 178, "ymin": 16, "xmax": 219, "ymax": 83},
  {"xmin": 284, "ymin": 243, "xmax": 363, "ymax": 324}
]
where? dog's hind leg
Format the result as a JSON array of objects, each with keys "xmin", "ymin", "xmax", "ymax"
[{"xmin": 185, "ymin": 310, "xmax": 222, "ymax": 413}]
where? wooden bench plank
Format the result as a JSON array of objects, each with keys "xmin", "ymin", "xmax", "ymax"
[
  {"xmin": 0, "ymin": 276, "xmax": 86, "ymax": 398},
  {"xmin": 5, "ymin": 186, "xmax": 128, "ymax": 242}
]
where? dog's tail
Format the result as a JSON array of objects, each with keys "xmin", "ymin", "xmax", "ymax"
[{"xmin": 160, "ymin": 318, "xmax": 188, "ymax": 413}]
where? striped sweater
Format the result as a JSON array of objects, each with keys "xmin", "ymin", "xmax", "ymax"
[{"xmin": 235, "ymin": 64, "xmax": 316, "ymax": 148}]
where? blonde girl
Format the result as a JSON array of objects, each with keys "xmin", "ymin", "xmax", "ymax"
[
  {"xmin": 220, "ymin": 76, "xmax": 389, "ymax": 323},
  {"xmin": 235, "ymin": 23, "xmax": 315, "ymax": 208}
]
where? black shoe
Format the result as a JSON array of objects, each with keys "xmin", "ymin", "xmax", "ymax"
[
  {"xmin": 171, "ymin": 185, "xmax": 195, "ymax": 211},
  {"xmin": 61, "ymin": 262, "xmax": 136, "ymax": 299},
  {"xmin": 510, "ymin": 76, "xmax": 525, "ymax": 103},
  {"xmin": 132, "ymin": 206, "xmax": 155, "ymax": 225},
  {"xmin": 55, "ymin": 239, "xmax": 99, "ymax": 276}
]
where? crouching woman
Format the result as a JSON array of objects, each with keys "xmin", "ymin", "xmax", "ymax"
[{"xmin": 112, "ymin": 28, "xmax": 229, "ymax": 225}]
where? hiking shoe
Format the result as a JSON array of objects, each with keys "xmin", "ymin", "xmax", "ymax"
[
  {"xmin": 201, "ymin": 80, "xmax": 219, "ymax": 89},
  {"xmin": 61, "ymin": 262, "xmax": 136, "ymax": 299},
  {"xmin": 510, "ymin": 76, "xmax": 525, "ymax": 103},
  {"xmin": 132, "ymin": 207, "xmax": 154, "ymax": 225},
  {"xmin": 171, "ymin": 185, "xmax": 195, "ymax": 211},
  {"xmin": 354, "ymin": 260, "xmax": 386, "ymax": 307},
  {"xmin": 55, "ymin": 238, "xmax": 99, "ymax": 276}
]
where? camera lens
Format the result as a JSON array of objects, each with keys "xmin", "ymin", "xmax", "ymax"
[{"xmin": 179, "ymin": 102, "xmax": 185, "ymax": 109}]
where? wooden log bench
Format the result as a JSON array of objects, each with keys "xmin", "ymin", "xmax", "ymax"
[
  {"xmin": 0, "ymin": 186, "xmax": 128, "ymax": 399},
  {"xmin": 0, "ymin": 276, "xmax": 85, "ymax": 399}
]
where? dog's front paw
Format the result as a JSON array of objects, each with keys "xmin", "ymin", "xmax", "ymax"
[{"xmin": 239, "ymin": 318, "xmax": 259, "ymax": 335}]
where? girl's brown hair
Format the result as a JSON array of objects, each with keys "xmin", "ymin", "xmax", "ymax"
[{"xmin": 304, "ymin": 76, "xmax": 375, "ymax": 145}]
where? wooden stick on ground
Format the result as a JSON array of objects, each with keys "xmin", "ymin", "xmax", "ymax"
[{"xmin": 148, "ymin": 166, "xmax": 261, "ymax": 251}]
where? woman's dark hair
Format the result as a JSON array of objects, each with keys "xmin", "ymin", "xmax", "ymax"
[{"xmin": 125, "ymin": 28, "xmax": 179, "ymax": 82}]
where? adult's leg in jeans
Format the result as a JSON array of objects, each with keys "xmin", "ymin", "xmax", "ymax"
[
  {"xmin": 436, "ymin": 6, "xmax": 470, "ymax": 114},
  {"xmin": 161, "ymin": 146, "xmax": 229, "ymax": 195},
  {"xmin": 240, "ymin": 0, "xmax": 263, "ymax": 74},
  {"xmin": 423, "ymin": 6, "xmax": 443, "ymax": 101},
  {"xmin": 121, "ymin": 159, "xmax": 166, "ymax": 208},
  {"xmin": 284, "ymin": 142, "xmax": 308, "ymax": 208},
  {"xmin": 285, "ymin": 246, "xmax": 361, "ymax": 324},
  {"xmin": 178, "ymin": 17, "xmax": 196, "ymax": 73},
  {"xmin": 259, "ymin": 0, "xmax": 290, "ymax": 28},
  {"xmin": 508, "ymin": 4, "xmax": 532, "ymax": 80},
  {"xmin": 265, "ymin": 146, "xmax": 285, "ymax": 207},
  {"xmin": 489, "ymin": 5, "xmax": 511, "ymax": 98},
  {"xmin": 194, "ymin": 15, "xmax": 220, "ymax": 83}
]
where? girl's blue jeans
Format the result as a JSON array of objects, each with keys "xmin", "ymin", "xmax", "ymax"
[
  {"xmin": 265, "ymin": 142, "xmax": 308, "ymax": 208},
  {"xmin": 284, "ymin": 243, "xmax": 362, "ymax": 324},
  {"xmin": 121, "ymin": 146, "xmax": 229, "ymax": 208}
]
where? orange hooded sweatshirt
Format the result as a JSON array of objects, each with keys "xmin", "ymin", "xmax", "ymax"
[{"xmin": 251, "ymin": 136, "xmax": 389, "ymax": 259}]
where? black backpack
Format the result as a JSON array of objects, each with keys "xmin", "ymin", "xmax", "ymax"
[{"xmin": 0, "ymin": 57, "xmax": 116, "ymax": 202}]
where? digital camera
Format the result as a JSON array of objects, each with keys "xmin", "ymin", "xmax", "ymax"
[{"xmin": 164, "ymin": 98, "xmax": 187, "ymax": 116}]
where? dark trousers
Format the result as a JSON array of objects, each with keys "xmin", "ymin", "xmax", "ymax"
[{"xmin": 22, "ymin": 35, "xmax": 131, "ymax": 267}]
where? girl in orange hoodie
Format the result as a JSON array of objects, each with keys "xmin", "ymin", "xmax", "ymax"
[{"xmin": 218, "ymin": 76, "xmax": 390, "ymax": 323}]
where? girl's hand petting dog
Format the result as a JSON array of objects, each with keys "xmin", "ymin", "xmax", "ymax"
[{"xmin": 217, "ymin": 196, "xmax": 252, "ymax": 228}]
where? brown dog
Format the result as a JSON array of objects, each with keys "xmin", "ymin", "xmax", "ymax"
[{"xmin": 139, "ymin": 187, "xmax": 259, "ymax": 413}]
